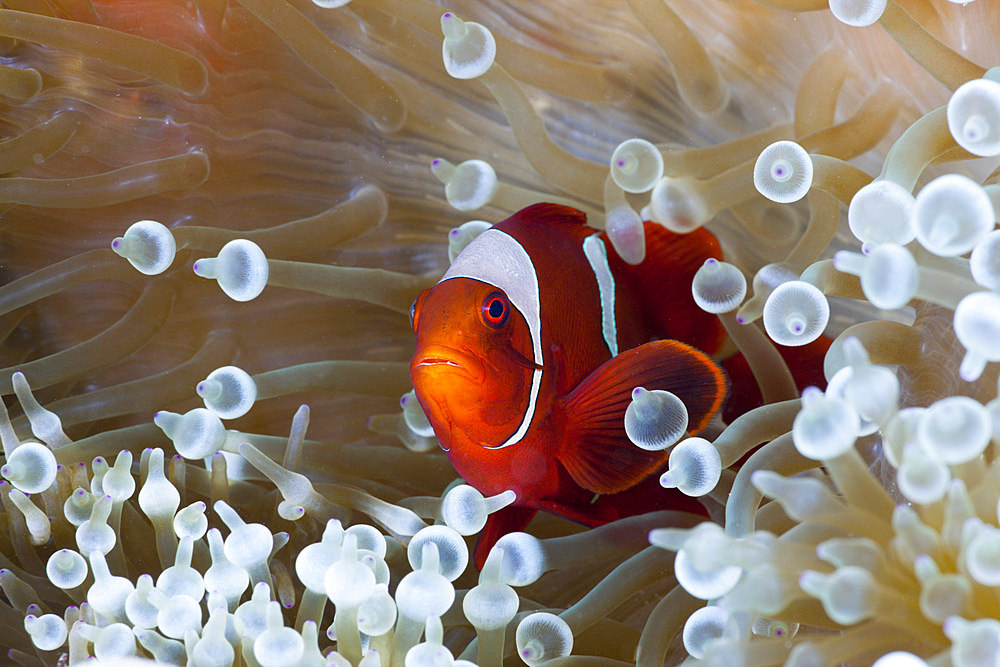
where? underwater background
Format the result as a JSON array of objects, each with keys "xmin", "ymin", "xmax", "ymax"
[{"xmin": 0, "ymin": 0, "xmax": 999, "ymax": 665}]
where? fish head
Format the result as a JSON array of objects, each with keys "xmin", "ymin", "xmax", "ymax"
[{"xmin": 410, "ymin": 277, "xmax": 539, "ymax": 451}]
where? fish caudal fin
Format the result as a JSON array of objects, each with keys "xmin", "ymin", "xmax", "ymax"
[
  {"xmin": 557, "ymin": 339, "xmax": 728, "ymax": 494},
  {"xmin": 722, "ymin": 334, "xmax": 832, "ymax": 423}
]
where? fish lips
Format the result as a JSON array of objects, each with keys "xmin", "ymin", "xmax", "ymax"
[{"xmin": 410, "ymin": 344, "xmax": 484, "ymax": 382}]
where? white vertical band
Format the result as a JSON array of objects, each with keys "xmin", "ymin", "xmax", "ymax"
[
  {"xmin": 583, "ymin": 234, "xmax": 618, "ymax": 357},
  {"xmin": 441, "ymin": 228, "xmax": 543, "ymax": 448}
]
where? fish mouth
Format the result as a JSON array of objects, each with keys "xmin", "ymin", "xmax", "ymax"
[
  {"xmin": 416, "ymin": 357, "xmax": 461, "ymax": 369},
  {"xmin": 411, "ymin": 345, "xmax": 482, "ymax": 380}
]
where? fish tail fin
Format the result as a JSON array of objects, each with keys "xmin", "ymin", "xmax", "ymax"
[{"xmin": 722, "ymin": 334, "xmax": 833, "ymax": 423}]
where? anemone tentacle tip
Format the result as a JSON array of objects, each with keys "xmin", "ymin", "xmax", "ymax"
[
  {"xmin": 947, "ymin": 77, "xmax": 1000, "ymax": 157},
  {"xmin": 753, "ymin": 140, "xmax": 813, "ymax": 203},
  {"xmin": 828, "ymin": 0, "xmax": 887, "ymax": 27},
  {"xmin": 441, "ymin": 13, "xmax": 497, "ymax": 80}
]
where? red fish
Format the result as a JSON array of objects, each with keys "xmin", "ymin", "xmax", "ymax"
[{"xmin": 409, "ymin": 203, "xmax": 731, "ymax": 562}]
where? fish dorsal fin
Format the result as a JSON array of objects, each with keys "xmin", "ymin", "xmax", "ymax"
[
  {"xmin": 511, "ymin": 202, "xmax": 588, "ymax": 227},
  {"xmin": 609, "ymin": 222, "xmax": 726, "ymax": 355},
  {"xmin": 557, "ymin": 339, "xmax": 728, "ymax": 494}
]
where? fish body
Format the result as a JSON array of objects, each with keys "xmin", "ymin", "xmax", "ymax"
[{"xmin": 410, "ymin": 204, "xmax": 731, "ymax": 554}]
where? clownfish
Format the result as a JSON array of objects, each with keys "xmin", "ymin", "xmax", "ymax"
[{"xmin": 410, "ymin": 203, "xmax": 739, "ymax": 561}]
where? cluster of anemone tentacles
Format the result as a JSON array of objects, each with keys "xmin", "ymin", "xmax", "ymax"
[{"xmin": 0, "ymin": 0, "xmax": 999, "ymax": 665}]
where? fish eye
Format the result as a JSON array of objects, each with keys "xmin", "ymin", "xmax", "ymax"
[
  {"xmin": 481, "ymin": 291, "xmax": 509, "ymax": 328},
  {"xmin": 409, "ymin": 293, "xmax": 423, "ymax": 332}
]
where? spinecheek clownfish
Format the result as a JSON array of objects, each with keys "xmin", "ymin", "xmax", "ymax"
[{"xmin": 409, "ymin": 203, "xmax": 731, "ymax": 560}]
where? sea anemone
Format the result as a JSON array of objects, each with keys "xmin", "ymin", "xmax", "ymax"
[{"xmin": 0, "ymin": 0, "xmax": 998, "ymax": 665}]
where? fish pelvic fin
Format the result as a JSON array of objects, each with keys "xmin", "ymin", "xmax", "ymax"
[{"xmin": 473, "ymin": 504, "xmax": 538, "ymax": 570}]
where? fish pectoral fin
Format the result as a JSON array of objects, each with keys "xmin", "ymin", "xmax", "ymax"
[{"xmin": 558, "ymin": 339, "xmax": 729, "ymax": 495}]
